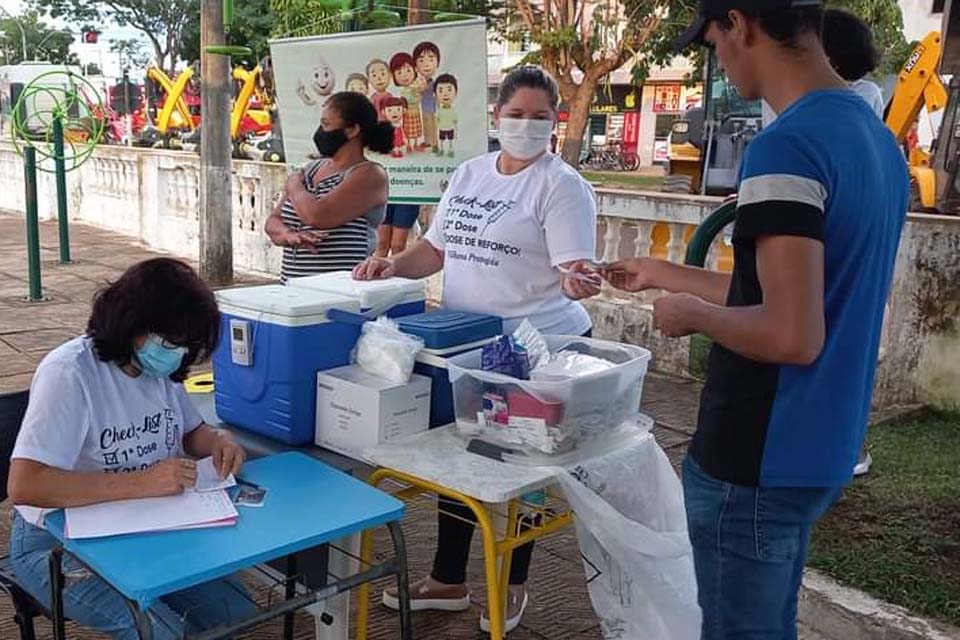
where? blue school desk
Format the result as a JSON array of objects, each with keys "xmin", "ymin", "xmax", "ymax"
[{"xmin": 42, "ymin": 452, "xmax": 412, "ymax": 640}]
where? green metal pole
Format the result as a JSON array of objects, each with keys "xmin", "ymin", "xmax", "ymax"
[
  {"xmin": 684, "ymin": 200, "xmax": 737, "ymax": 267},
  {"xmin": 23, "ymin": 146, "xmax": 43, "ymax": 302},
  {"xmin": 52, "ymin": 118, "xmax": 71, "ymax": 263}
]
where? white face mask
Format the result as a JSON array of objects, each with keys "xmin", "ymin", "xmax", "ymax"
[{"xmin": 497, "ymin": 117, "xmax": 553, "ymax": 161}]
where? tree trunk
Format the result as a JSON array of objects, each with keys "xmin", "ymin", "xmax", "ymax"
[
  {"xmin": 560, "ymin": 82, "xmax": 595, "ymax": 167},
  {"xmin": 199, "ymin": 0, "xmax": 234, "ymax": 285}
]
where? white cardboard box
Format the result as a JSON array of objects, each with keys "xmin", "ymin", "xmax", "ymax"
[{"xmin": 316, "ymin": 366, "xmax": 431, "ymax": 460}]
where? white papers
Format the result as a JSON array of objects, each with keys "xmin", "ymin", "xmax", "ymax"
[
  {"xmin": 65, "ymin": 489, "xmax": 238, "ymax": 540},
  {"xmin": 195, "ymin": 456, "xmax": 237, "ymax": 492}
]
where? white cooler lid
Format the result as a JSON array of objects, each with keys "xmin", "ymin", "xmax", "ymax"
[
  {"xmin": 286, "ymin": 271, "xmax": 425, "ymax": 309},
  {"xmin": 216, "ymin": 284, "xmax": 360, "ymax": 326}
]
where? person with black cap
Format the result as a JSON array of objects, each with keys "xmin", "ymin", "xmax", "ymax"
[{"xmin": 602, "ymin": 1, "xmax": 909, "ymax": 637}]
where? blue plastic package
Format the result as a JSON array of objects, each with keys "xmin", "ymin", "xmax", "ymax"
[{"xmin": 481, "ymin": 335, "xmax": 531, "ymax": 380}]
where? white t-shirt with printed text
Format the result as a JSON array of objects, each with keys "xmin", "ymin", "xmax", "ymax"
[
  {"xmin": 12, "ymin": 336, "xmax": 203, "ymax": 524},
  {"xmin": 425, "ymin": 152, "xmax": 598, "ymax": 335}
]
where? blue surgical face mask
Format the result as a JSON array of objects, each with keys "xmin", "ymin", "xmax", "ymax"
[{"xmin": 135, "ymin": 334, "xmax": 187, "ymax": 378}]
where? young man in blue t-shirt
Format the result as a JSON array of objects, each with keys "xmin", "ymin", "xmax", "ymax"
[{"xmin": 604, "ymin": 0, "xmax": 909, "ymax": 637}]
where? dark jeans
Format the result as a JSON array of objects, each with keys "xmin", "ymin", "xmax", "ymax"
[
  {"xmin": 431, "ymin": 327, "xmax": 593, "ymax": 587},
  {"xmin": 682, "ymin": 456, "xmax": 843, "ymax": 640}
]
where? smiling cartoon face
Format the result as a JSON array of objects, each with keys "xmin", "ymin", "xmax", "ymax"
[
  {"xmin": 368, "ymin": 62, "xmax": 391, "ymax": 93},
  {"xmin": 346, "ymin": 76, "xmax": 368, "ymax": 94},
  {"xmin": 311, "ymin": 60, "xmax": 336, "ymax": 96},
  {"xmin": 394, "ymin": 63, "xmax": 416, "ymax": 88},
  {"xmin": 383, "ymin": 103, "xmax": 405, "ymax": 126},
  {"xmin": 416, "ymin": 51, "xmax": 439, "ymax": 78},
  {"xmin": 436, "ymin": 82, "xmax": 457, "ymax": 107}
]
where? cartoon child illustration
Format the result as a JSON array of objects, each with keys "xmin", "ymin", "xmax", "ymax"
[
  {"xmin": 345, "ymin": 73, "xmax": 369, "ymax": 95},
  {"xmin": 382, "ymin": 96, "xmax": 408, "ymax": 158},
  {"xmin": 366, "ymin": 59, "xmax": 394, "ymax": 122},
  {"xmin": 296, "ymin": 56, "xmax": 336, "ymax": 107},
  {"xmin": 434, "ymin": 73, "xmax": 458, "ymax": 158},
  {"xmin": 389, "ymin": 52, "xmax": 426, "ymax": 152},
  {"xmin": 413, "ymin": 42, "xmax": 440, "ymax": 150}
]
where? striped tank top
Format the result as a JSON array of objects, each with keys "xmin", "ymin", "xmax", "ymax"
[{"xmin": 280, "ymin": 160, "xmax": 385, "ymax": 282}]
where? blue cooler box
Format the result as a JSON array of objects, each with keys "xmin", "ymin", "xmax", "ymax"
[
  {"xmin": 286, "ymin": 272, "xmax": 426, "ymax": 318},
  {"xmin": 213, "ymin": 285, "xmax": 361, "ymax": 445},
  {"xmin": 397, "ymin": 311, "xmax": 502, "ymax": 428}
]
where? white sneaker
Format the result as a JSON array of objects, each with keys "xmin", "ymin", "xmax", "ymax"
[
  {"xmin": 853, "ymin": 451, "xmax": 872, "ymax": 476},
  {"xmin": 480, "ymin": 589, "xmax": 528, "ymax": 635}
]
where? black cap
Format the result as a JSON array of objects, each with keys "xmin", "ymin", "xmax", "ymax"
[{"xmin": 673, "ymin": 0, "xmax": 822, "ymax": 52}]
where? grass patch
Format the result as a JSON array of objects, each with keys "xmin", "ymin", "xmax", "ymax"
[
  {"xmin": 581, "ymin": 170, "xmax": 663, "ymax": 191},
  {"xmin": 808, "ymin": 410, "xmax": 960, "ymax": 626}
]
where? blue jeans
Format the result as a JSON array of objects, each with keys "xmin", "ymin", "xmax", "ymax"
[
  {"xmin": 10, "ymin": 512, "xmax": 257, "ymax": 639},
  {"xmin": 682, "ymin": 456, "xmax": 843, "ymax": 640}
]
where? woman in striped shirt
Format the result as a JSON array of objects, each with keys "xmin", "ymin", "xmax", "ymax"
[{"xmin": 265, "ymin": 92, "xmax": 393, "ymax": 281}]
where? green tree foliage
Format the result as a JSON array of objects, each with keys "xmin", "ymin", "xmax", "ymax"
[
  {"xmin": 110, "ymin": 37, "xmax": 152, "ymax": 69},
  {"xmin": 182, "ymin": 0, "xmax": 273, "ymax": 65},
  {"xmin": 34, "ymin": 0, "xmax": 196, "ymax": 72},
  {"xmin": 0, "ymin": 9, "xmax": 78, "ymax": 65}
]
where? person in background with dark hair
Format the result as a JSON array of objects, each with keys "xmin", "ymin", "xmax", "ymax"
[
  {"xmin": 7, "ymin": 258, "xmax": 254, "ymax": 639},
  {"xmin": 265, "ymin": 91, "xmax": 392, "ymax": 281},
  {"xmin": 605, "ymin": 1, "xmax": 908, "ymax": 637},
  {"xmin": 355, "ymin": 65, "xmax": 600, "ymax": 635},
  {"xmin": 762, "ymin": 7, "xmax": 884, "ymax": 127}
]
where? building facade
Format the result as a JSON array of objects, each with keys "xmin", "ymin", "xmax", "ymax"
[{"xmin": 486, "ymin": 34, "xmax": 701, "ymax": 167}]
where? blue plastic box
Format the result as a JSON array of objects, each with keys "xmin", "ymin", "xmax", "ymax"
[
  {"xmin": 396, "ymin": 311, "xmax": 503, "ymax": 428},
  {"xmin": 213, "ymin": 285, "xmax": 361, "ymax": 445},
  {"xmin": 286, "ymin": 271, "xmax": 426, "ymax": 318}
]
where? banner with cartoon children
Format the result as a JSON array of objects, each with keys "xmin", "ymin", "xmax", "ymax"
[{"xmin": 270, "ymin": 19, "xmax": 488, "ymax": 204}]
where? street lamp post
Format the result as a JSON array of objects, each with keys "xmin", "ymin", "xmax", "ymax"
[{"xmin": 0, "ymin": 7, "xmax": 29, "ymax": 61}]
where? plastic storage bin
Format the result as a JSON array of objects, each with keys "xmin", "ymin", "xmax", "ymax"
[
  {"xmin": 286, "ymin": 271, "xmax": 426, "ymax": 318},
  {"xmin": 213, "ymin": 284, "xmax": 361, "ymax": 445},
  {"xmin": 447, "ymin": 336, "xmax": 651, "ymax": 454},
  {"xmin": 396, "ymin": 311, "xmax": 503, "ymax": 428}
]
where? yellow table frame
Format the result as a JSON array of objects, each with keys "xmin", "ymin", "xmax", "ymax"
[{"xmin": 355, "ymin": 467, "xmax": 574, "ymax": 640}]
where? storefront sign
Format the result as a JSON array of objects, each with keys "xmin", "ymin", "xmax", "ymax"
[
  {"xmin": 653, "ymin": 84, "xmax": 682, "ymax": 113},
  {"xmin": 622, "ymin": 111, "xmax": 640, "ymax": 153}
]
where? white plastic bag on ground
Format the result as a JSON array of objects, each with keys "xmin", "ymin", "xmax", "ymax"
[
  {"xmin": 549, "ymin": 430, "xmax": 701, "ymax": 640},
  {"xmin": 354, "ymin": 317, "xmax": 424, "ymax": 384}
]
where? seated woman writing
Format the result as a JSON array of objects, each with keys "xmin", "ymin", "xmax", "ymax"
[{"xmin": 7, "ymin": 258, "xmax": 254, "ymax": 640}]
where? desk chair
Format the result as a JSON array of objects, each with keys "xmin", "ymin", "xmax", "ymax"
[{"xmin": 0, "ymin": 389, "xmax": 53, "ymax": 640}]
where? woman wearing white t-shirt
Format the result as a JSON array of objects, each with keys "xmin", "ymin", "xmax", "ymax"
[
  {"xmin": 354, "ymin": 66, "xmax": 600, "ymax": 632},
  {"xmin": 8, "ymin": 258, "xmax": 254, "ymax": 639}
]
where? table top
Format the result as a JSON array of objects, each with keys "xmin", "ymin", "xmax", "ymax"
[
  {"xmin": 362, "ymin": 426, "xmax": 560, "ymax": 503},
  {"xmin": 45, "ymin": 452, "xmax": 404, "ymax": 608}
]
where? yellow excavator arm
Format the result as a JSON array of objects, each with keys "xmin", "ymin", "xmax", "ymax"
[
  {"xmin": 885, "ymin": 31, "xmax": 948, "ymax": 210},
  {"xmin": 886, "ymin": 32, "xmax": 948, "ymax": 143}
]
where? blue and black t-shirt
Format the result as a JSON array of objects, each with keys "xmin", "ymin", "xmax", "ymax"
[{"xmin": 690, "ymin": 90, "xmax": 909, "ymax": 488}]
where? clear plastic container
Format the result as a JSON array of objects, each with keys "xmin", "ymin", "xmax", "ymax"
[{"xmin": 446, "ymin": 336, "xmax": 652, "ymax": 455}]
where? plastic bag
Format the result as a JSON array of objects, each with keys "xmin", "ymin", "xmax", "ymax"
[
  {"xmin": 354, "ymin": 317, "xmax": 424, "ymax": 384},
  {"xmin": 513, "ymin": 319, "xmax": 550, "ymax": 371},
  {"xmin": 548, "ymin": 429, "xmax": 701, "ymax": 639},
  {"xmin": 531, "ymin": 351, "xmax": 616, "ymax": 381},
  {"xmin": 481, "ymin": 335, "xmax": 531, "ymax": 380}
]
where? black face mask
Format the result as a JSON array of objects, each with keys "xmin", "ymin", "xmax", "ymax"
[{"xmin": 313, "ymin": 127, "xmax": 349, "ymax": 157}]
